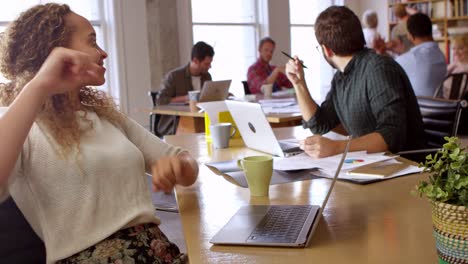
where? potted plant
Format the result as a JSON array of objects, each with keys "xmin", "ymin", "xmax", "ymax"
[{"xmin": 416, "ymin": 136, "xmax": 468, "ymax": 264}]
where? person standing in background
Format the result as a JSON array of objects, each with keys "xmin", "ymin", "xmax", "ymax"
[
  {"xmin": 395, "ymin": 13, "xmax": 447, "ymax": 97},
  {"xmin": 388, "ymin": 4, "xmax": 413, "ymax": 56},
  {"xmin": 247, "ymin": 37, "xmax": 292, "ymax": 94},
  {"xmin": 362, "ymin": 10, "xmax": 382, "ymax": 49}
]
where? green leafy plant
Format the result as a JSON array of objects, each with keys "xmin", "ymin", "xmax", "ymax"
[{"xmin": 416, "ymin": 136, "xmax": 468, "ymax": 207}]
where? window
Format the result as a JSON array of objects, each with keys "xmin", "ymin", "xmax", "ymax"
[
  {"xmin": 191, "ymin": 0, "xmax": 259, "ymax": 97},
  {"xmin": 0, "ymin": 1, "xmax": 112, "ymax": 94},
  {"xmin": 289, "ymin": 0, "xmax": 342, "ymax": 103}
]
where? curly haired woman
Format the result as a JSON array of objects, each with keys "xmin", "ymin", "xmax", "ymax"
[{"xmin": 0, "ymin": 3, "xmax": 197, "ymax": 264}]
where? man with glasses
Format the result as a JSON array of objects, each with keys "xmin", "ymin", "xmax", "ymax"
[
  {"xmin": 247, "ymin": 37, "xmax": 292, "ymax": 94},
  {"xmin": 286, "ymin": 6, "xmax": 426, "ymax": 158}
]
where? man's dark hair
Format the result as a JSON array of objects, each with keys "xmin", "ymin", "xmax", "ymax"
[
  {"xmin": 407, "ymin": 13, "xmax": 433, "ymax": 38},
  {"xmin": 191, "ymin": 41, "xmax": 214, "ymax": 61},
  {"xmin": 258, "ymin": 37, "xmax": 275, "ymax": 50},
  {"xmin": 315, "ymin": 6, "xmax": 365, "ymax": 56}
]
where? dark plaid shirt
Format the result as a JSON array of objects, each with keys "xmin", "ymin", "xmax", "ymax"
[{"xmin": 303, "ymin": 48, "xmax": 426, "ymax": 152}]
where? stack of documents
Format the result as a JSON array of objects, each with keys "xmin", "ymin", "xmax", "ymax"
[
  {"xmin": 274, "ymin": 151, "xmax": 423, "ymax": 182},
  {"xmin": 271, "ymin": 88, "xmax": 295, "ymax": 97},
  {"xmin": 259, "ymin": 98, "xmax": 300, "ymax": 114}
]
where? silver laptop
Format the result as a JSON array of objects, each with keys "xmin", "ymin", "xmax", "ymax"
[
  {"xmin": 225, "ymin": 100, "xmax": 301, "ymax": 157},
  {"xmin": 199, "ymin": 80, "xmax": 232, "ymax": 102},
  {"xmin": 210, "ymin": 137, "xmax": 351, "ymax": 247}
]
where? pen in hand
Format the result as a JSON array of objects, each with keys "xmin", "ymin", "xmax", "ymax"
[{"xmin": 281, "ymin": 51, "xmax": 308, "ymax": 69}]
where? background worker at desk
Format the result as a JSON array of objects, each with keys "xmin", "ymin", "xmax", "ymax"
[
  {"xmin": 395, "ymin": 13, "xmax": 447, "ymax": 97},
  {"xmin": 247, "ymin": 37, "xmax": 292, "ymax": 94},
  {"xmin": 286, "ymin": 6, "xmax": 426, "ymax": 159},
  {"xmin": 156, "ymin": 41, "xmax": 214, "ymax": 135}
]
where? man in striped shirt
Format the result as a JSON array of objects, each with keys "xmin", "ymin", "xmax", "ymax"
[{"xmin": 286, "ymin": 6, "xmax": 426, "ymax": 158}]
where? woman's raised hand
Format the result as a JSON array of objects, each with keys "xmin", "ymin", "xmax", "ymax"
[{"xmin": 31, "ymin": 47, "xmax": 105, "ymax": 96}]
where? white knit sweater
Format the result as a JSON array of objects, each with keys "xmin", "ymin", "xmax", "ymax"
[{"xmin": 0, "ymin": 108, "xmax": 182, "ymax": 263}]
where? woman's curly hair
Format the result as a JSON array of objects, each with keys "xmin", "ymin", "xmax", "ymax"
[{"xmin": 0, "ymin": 3, "xmax": 123, "ymax": 154}]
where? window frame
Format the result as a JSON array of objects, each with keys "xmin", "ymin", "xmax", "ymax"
[
  {"xmin": 0, "ymin": 0, "xmax": 119, "ymax": 101},
  {"xmin": 288, "ymin": 0, "xmax": 344, "ymax": 103},
  {"xmin": 189, "ymin": 0, "xmax": 263, "ymax": 97}
]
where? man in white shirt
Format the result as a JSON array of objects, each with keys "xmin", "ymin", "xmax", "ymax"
[
  {"xmin": 156, "ymin": 41, "xmax": 214, "ymax": 135},
  {"xmin": 157, "ymin": 41, "xmax": 214, "ymax": 105},
  {"xmin": 396, "ymin": 13, "xmax": 447, "ymax": 97}
]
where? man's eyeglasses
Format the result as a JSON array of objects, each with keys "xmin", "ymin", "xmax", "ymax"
[{"xmin": 315, "ymin": 45, "xmax": 323, "ymax": 56}]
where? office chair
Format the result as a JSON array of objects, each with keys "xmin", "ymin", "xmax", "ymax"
[
  {"xmin": 433, "ymin": 72, "xmax": 468, "ymax": 134},
  {"xmin": 0, "ymin": 197, "xmax": 46, "ymax": 263},
  {"xmin": 148, "ymin": 91, "xmax": 178, "ymax": 137},
  {"xmin": 433, "ymin": 72, "xmax": 468, "ymax": 100},
  {"xmin": 242, "ymin": 81, "xmax": 252, "ymax": 95},
  {"xmin": 148, "ymin": 91, "xmax": 163, "ymax": 138},
  {"xmin": 398, "ymin": 97, "xmax": 467, "ymax": 162}
]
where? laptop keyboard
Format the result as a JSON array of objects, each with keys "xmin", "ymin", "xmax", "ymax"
[
  {"xmin": 246, "ymin": 205, "xmax": 312, "ymax": 244},
  {"xmin": 278, "ymin": 141, "xmax": 294, "ymax": 150}
]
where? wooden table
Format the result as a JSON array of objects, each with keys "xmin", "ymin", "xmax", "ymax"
[
  {"xmin": 143, "ymin": 104, "xmax": 303, "ymax": 134},
  {"xmin": 166, "ymin": 127, "xmax": 440, "ymax": 264}
]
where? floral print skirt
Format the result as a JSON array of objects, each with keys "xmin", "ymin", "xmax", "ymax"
[{"xmin": 58, "ymin": 223, "xmax": 187, "ymax": 264}]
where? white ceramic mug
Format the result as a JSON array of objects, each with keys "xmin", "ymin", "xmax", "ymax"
[
  {"xmin": 210, "ymin": 123, "xmax": 237, "ymax": 149},
  {"xmin": 261, "ymin": 84, "xmax": 273, "ymax": 98},
  {"xmin": 188, "ymin": 90, "xmax": 201, "ymax": 111}
]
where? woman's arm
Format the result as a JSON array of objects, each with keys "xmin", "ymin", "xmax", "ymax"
[
  {"xmin": 0, "ymin": 47, "xmax": 105, "ymax": 186},
  {"xmin": 0, "ymin": 81, "xmax": 48, "ymax": 186}
]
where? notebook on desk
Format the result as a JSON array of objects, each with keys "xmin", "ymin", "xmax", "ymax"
[
  {"xmin": 225, "ymin": 100, "xmax": 302, "ymax": 157},
  {"xmin": 210, "ymin": 137, "xmax": 351, "ymax": 247}
]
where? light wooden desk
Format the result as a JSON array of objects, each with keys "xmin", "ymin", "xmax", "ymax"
[
  {"xmin": 143, "ymin": 104, "xmax": 303, "ymax": 134},
  {"xmin": 166, "ymin": 127, "xmax": 439, "ymax": 264}
]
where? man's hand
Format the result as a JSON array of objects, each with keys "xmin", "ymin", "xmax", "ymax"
[
  {"xmin": 285, "ymin": 56, "xmax": 305, "ymax": 85},
  {"xmin": 299, "ymin": 135, "xmax": 344, "ymax": 159},
  {"xmin": 373, "ymin": 37, "xmax": 387, "ymax": 55}
]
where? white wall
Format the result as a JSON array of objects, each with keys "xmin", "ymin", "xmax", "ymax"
[{"xmin": 113, "ymin": 0, "xmax": 152, "ymax": 126}]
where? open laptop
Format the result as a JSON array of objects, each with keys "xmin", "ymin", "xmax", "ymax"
[
  {"xmin": 225, "ymin": 100, "xmax": 301, "ymax": 157},
  {"xmin": 210, "ymin": 137, "xmax": 351, "ymax": 247},
  {"xmin": 198, "ymin": 80, "xmax": 232, "ymax": 102}
]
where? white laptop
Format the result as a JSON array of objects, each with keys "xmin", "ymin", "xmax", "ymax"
[
  {"xmin": 199, "ymin": 80, "xmax": 232, "ymax": 102},
  {"xmin": 225, "ymin": 100, "xmax": 301, "ymax": 157},
  {"xmin": 210, "ymin": 137, "xmax": 351, "ymax": 247}
]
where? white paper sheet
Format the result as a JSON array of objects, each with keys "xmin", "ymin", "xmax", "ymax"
[
  {"xmin": 273, "ymin": 151, "xmax": 394, "ymax": 172},
  {"xmin": 262, "ymin": 105, "xmax": 301, "ymax": 114}
]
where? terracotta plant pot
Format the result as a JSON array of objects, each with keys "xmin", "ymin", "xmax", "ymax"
[{"xmin": 431, "ymin": 201, "xmax": 468, "ymax": 264}]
